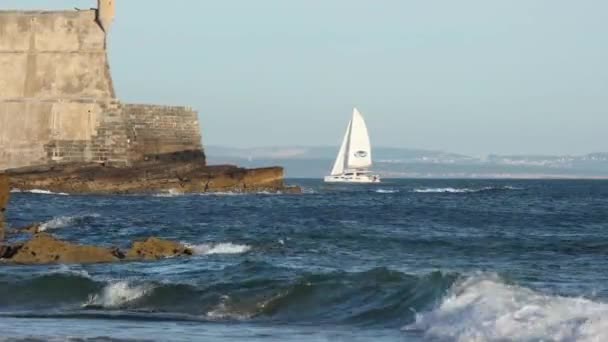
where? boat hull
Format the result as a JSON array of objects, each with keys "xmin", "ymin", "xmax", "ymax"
[{"xmin": 324, "ymin": 174, "xmax": 381, "ymax": 183}]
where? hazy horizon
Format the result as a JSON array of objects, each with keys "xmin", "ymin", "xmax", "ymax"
[
  {"xmin": 5, "ymin": 0, "xmax": 608, "ymax": 156},
  {"xmin": 205, "ymin": 144, "xmax": 608, "ymax": 158}
]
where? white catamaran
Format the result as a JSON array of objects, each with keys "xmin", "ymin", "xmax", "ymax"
[{"xmin": 324, "ymin": 108, "xmax": 381, "ymax": 183}]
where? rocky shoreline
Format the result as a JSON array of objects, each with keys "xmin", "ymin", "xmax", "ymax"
[
  {"xmin": 7, "ymin": 159, "xmax": 300, "ymax": 195},
  {"xmin": 1, "ymin": 177, "xmax": 195, "ymax": 265}
]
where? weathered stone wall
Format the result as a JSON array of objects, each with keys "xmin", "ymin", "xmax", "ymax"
[
  {"xmin": 123, "ymin": 104, "xmax": 203, "ymax": 162},
  {"xmin": 0, "ymin": 10, "xmax": 115, "ymax": 99},
  {"xmin": 0, "ymin": 9, "xmax": 204, "ymax": 170},
  {"xmin": 0, "ymin": 9, "xmax": 119, "ymax": 169}
]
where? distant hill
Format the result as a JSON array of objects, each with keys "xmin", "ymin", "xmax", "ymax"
[{"xmin": 205, "ymin": 146, "xmax": 608, "ymax": 179}]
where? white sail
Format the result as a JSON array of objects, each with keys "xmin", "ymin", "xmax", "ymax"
[
  {"xmin": 330, "ymin": 119, "xmax": 351, "ymax": 175},
  {"xmin": 345, "ymin": 108, "xmax": 372, "ymax": 169}
]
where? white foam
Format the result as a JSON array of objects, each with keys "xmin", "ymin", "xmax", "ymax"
[
  {"xmin": 404, "ymin": 273, "xmax": 608, "ymax": 342},
  {"xmin": 153, "ymin": 189, "xmax": 183, "ymax": 197},
  {"xmin": 187, "ymin": 242, "xmax": 252, "ymax": 255},
  {"xmin": 10, "ymin": 188, "xmax": 69, "ymax": 196},
  {"xmin": 38, "ymin": 214, "xmax": 99, "ymax": 231},
  {"xmin": 300, "ymin": 187, "xmax": 316, "ymax": 194},
  {"xmin": 52, "ymin": 264, "xmax": 92, "ymax": 278},
  {"xmin": 412, "ymin": 186, "xmax": 521, "ymax": 193},
  {"xmin": 375, "ymin": 189, "xmax": 399, "ymax": 194},
  {"xmin": 206, "ymin": 295, "xmax": 253, "ymax": 320},
  {"xmin": 85, "ymin": 281, "xmax": 151, "ymax": 308}
]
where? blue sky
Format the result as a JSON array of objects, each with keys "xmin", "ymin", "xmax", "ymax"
[{"xmin": 5, "ymin": 1, "xmax": 608, "ymax": 155}]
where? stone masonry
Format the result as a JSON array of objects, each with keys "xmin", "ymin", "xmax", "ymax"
[{"xmin": 0, "ymin": 4, "xmax": 204, "ymax": 170}]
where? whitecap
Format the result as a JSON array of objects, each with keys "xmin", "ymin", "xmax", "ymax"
[
  {"xmin": 85, "ymin": 281, "xmax": 152, "ymax": 308},
  {"xmin": 412, "ymin": 186, "xmax": 522, "ymax": 193},
  {"xmin": 404, "ymin": 273, "xmax": 608, "ymax": 342},
  {"xmin": 38, "ymin": 213, "xmax": 100, "ymax": 231},
  {"xmin": 51, "ymin": 264, "xmax": 92, "ymax": 278},
  {"xmin": 152, "ymin": 189, "xmax": 183, "ymax": 197},
  {"xmin": 413, "ymin": 187, "xmax": 481, "ymax": 193},
  {"xmin": 375, "ymin": 189, "xmax": 399, "ymax": 194},
  {"xmin": 10, "ymin": 188, "xmax": 69, "ymax": 196},
  {"xmin": 206, "ymin": 295, "xmax": 253, "ymax": 320},
  {"xmin": 186, "ymin": 242, "xmax": 252, "ymax": 255}
]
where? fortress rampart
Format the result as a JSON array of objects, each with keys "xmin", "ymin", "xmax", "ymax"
[{"xmin": 0, "ymin": 6, "xmax": 203, "ymax": 170}]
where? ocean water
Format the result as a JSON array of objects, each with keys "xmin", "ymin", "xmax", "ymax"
[{"xmin": 2, "ymin": 179, "xmax": 608, "ymax": 341}]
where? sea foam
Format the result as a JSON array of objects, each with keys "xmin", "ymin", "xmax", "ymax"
[
  {"xmin": 85, "ymin": 281, "xmax": 152, "ymax": 308},
  {"xmin": 374, "ymin": 189, "xmax": 400, "ymax": 194},
  {"xmin": 10, "ymin": 188, "xmax": 69, "ymax": 196},
  {"xmin": 404, "ymin": 273, "xmax": 608, "ymax": 342},
  {"xmin": 38, "ymin": 214, "xmax": 100, "ymax": 231},
  {"xmin": 413, "ymin": 186, "xmax": 522, "ymax": 193},
  {"xmin": 187, "ymin": 242, "xmax": 252, "ymax": 255}
]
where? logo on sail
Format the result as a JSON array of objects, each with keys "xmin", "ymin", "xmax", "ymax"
[{"xmin": 354, "ymin": 150, "xmax": 368, "ymax": 158}]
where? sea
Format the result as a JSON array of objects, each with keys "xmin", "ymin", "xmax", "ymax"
[{"xmin": 2, "ymin": 179, "xmax": 608, "ymax": 342}]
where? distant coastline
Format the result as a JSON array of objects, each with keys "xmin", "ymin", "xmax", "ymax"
[{"xmin": 206, "ymin": 145, "xmax": 608, "ymax": 179}]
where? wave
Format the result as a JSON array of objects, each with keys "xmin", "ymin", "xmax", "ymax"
[
  {"xmin": 404, "ymin": 273, "xmax": 608, "ymax": 342},
  {"xmin": 5, "ymin": 266, "xmax": 605, "ymax": 341},
  {"xmin": 85, "ymin": 281, "xmax": 153, "ymax": 309},
  {"xmin": 38, "ymin": 213, "xmax": 100, "ymax": 231},
  {"xmin": 0, "ymin": 267, "xmax": 455, "ymax": 326},
  {"xmin": 186, "ymin": 242, "xmax": 252, "ymax": 255},
  {"xmin": 374, "ymin": 189, "xmax": 400, "ymax": 194},
  {"xmin": 151, "ymin": 191, "xmax": 285, "ymax": 197},
  {"xmin": 10, "ymin": 188, "xmax": 69, "ymax": 196},
  {"xmin": 413, "ymin": 186, "xmax": 522, "ymax": 193},
  {"xmin": 152, "ymin": 189, "xmax": 183, "ymax": 197}
]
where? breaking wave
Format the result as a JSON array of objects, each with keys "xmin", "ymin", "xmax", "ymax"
[
  {"xmin": 39, "ymin": 214, "xmax": 100, "ymax": 231},
  {"xmin": 10, "ymin": 188, "xmax": 69, "ymax": 196},
  {"xmin": 404, "ymin": 273, "xmax": 608, "ymax": 342},
  {"xmin": 186, "ymin": 242, "xmax": 252, "ymax": 255},
  {"xmin": 152, "ymin": 189, "xmax": 183, "ymax": 197},
  {"xmin": 4, "ymin": 267, "xmax": 606, "ymax": 342},
  {"xmin": 151, "ymin": 191, "xmax": 285, "ymax": 197},
  {"xmin": 85, "ymin": 281, "xmax": 153, "ymax": 309},
  {"xmin": 413, "ymin": 186, "xmax": 522, "ymax": 193},
  {"xmin": 374, "ymin": 189, "xmax": 400, "ymax": 194},
  {"xmin": 0, "ymin": 267, "xmax": 454, "ymax": 327}
]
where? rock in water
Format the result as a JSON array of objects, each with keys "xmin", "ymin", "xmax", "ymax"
[
  {"xmin": 10, "ymin": 233, "xmax": 120, "ymax": 264},
  {"xmin": 0, "ymin": 174, "xmax": 8, "ymax": 212},
  {"xmin": 7, "ymin": 162, "xmax": 299, "ymax": 194},
  {"xmin": 0, "ymin": 173, "xmax": 8, "ymax": 241},
  {"xmin": 126, "ymin": 237, "xmax": 193, "ymax": 260}
]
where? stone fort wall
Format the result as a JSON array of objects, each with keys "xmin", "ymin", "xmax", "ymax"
[{"xmin": 0, "ymin": 8, "xmax": 203, "ymax": 170}]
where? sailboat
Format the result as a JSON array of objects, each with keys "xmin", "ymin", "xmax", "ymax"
[{"xmin": 324, "ymin": 108, "xmax": 381, "ymax": 183}]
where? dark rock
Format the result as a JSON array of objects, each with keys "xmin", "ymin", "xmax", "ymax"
[{"xmin": 0, "ymin": 244, "xmax": 22, "ymax": 259}]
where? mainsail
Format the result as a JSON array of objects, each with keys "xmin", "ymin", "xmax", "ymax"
[
  {"xmin": 329, "ymin": 108, "xmax": 373, "ymax": 175},
  {"xmin": 345, "ymin": 108, "xmax": 372, "ymax": 169}
]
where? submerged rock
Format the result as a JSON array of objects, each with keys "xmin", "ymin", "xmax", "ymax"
[{"xmin": 126, "ymin": 237, "xmax": 193, "ymax": 260}]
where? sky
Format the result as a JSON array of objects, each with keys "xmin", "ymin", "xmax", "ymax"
[{"xmin": 4, "ymin": 1, "xmax": 608, "ymax": 156}]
